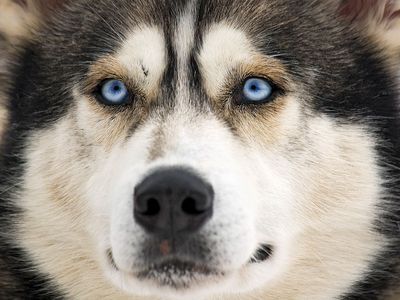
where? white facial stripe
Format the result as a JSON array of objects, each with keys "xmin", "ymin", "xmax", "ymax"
[
  {"xmin": 198, "ymin": 24, "xmax": 256, "ymax": 97},
  {"xmin": 174, "ymin": 1, "xmax": 196, "ymax": 106},
  {"xmin": 117, "ymin": 26, "xmax": 166, "ymax": 94}
]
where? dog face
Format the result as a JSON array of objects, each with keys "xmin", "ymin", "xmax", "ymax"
[{"xmin": 2, "ymin": 0, "xmax": 399, "ymax": 299}]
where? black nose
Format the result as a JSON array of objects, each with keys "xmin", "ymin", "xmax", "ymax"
[{"xmin": 134, "ymin": 168, "xmax": 214, "ymax": 236}]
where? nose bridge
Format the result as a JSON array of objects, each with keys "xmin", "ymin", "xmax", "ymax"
[{"xmin": 148, "ymin": 106, "xmax": 211, "ymax": 162}]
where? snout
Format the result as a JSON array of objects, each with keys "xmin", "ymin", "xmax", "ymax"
[
  {"xmin": 106, "ymin": 122, "xmax": 268, "ymax": 292},
  {"xmin": 101, "ymin": 116, "xmax": 279, "ymax": 295},
  {"xmin": 134, "ymin": 168, "xmax": 214, "ymax": 238}
]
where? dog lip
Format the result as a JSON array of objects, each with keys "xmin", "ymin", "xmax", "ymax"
[
  {"xmin": 137, "ymin": 259, "xmax": 222, "ymax": 277},
  {"xmin": 107, "ymin": 249, "xmax": 119, "ymax": 271},
  {"xmin": 106, "ymin": 249, "xmax": 223, "ymax": 277}
]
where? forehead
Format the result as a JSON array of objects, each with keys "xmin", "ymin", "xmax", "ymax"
[
  {"xmin": 113, "ymin": 4, "xmax": 271, "ymax": 96},
  {"xmin": 42, "ymin": 0, "xmax": 342, "ymax": 93},
  {"xmin": 66, "ymin": 0, "xmax": 318, "ymax": 85},
  {"xmin": 61, "ymin": 0, "xmax": 318, "ymax": 65}
]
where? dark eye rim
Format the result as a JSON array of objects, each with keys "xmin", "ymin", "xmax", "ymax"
[
  {"xmin": 93, "ymin": 78, "xmax": 134, "ymax": 106},
  {"xmin": 233, "ymin": 76, "xmax": 283, "ymax": 106}
]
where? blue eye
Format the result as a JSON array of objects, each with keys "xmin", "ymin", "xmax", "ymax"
[
  {"xmin": 99, "ymin": 79, "xmax": 129, "ymax": 105},
  {"xmin": 242, "ymin": 78, "xmax": 274, "ymax": 103}
]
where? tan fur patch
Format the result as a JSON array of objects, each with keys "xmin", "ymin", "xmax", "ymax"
[
  {"xmin": 198, "ymin": 23, "xmax": 295, "ymax": 147},
  {"xmin": 82, "ymin": 56, "xmax": 150, "ymax": 149},
  {"xmin": 73, "ymin": 88, "xmax": 148, "ymax": 151},
  {"xmin": 84, "ymin": 56, "xmax": 133, "ymax": 93},
  {"xmin": 74, "ymin": 26, "xmax": 167, "ymax": 150},
  {"xmin": 225, "ymin": 95, "xmax": 299, "ymax": 147}
]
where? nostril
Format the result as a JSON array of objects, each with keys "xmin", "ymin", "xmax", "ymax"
[
  {"xmin": 181, "ymin": 197, "xmax": 204, "ymax": 215},
  {"xmin": 146, "ymin": 198, "xmax": 161, "ymax": 215},
  {"xmin": 141, "ymin": 197, "xmax": 161, "ymax": 216}
]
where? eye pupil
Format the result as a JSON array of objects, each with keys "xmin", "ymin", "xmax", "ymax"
[{"xmin": 98, "ymin": 79, "xmax": 130, "ymax": 105}]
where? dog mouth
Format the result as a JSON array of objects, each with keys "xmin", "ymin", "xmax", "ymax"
[
  {"xmin": 136, "ymin": 259, "xmax": 224, "ymax": 289},
  {"xmin": 250, "ymin": 244, "xmax": 274, "ymax": 263},
  {"xmin": 107, "ymin": 243, "xmax": 273, "ymax": 287}
]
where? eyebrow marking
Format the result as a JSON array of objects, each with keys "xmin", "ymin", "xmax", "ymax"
[
  {"xmin": 198, "ymin": 23, "xmax": 256, "ymax": 98},
  {"xmin": 116, "ymin": 26, "xmax": 166, "ymax": 97}
]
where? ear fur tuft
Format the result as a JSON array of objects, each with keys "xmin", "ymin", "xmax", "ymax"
[
  {"xmin": 339, "ymin": 0, "xmax": 400, "ymax": 27},
  {"xmin": 0, "ymin": 0, "xmax": 69, "ymax": 46},
  {"xmin": 339, "ymin": 0, "xmax": 400, "ymax": 55}
]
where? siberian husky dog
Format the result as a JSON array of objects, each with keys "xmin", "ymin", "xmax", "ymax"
[{"xmin": 0, "ymin": 0, "xmax": 399, "ymax": 299}]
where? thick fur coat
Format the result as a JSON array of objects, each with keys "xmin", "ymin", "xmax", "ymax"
[{"xmin": 0, "ymin": 1, "xmax": 399, "ymax": 299}]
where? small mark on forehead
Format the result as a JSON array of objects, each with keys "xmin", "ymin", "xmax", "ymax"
[{"xmin": 141, "ymin": 62, "xmax": 149, "ymax": 77}]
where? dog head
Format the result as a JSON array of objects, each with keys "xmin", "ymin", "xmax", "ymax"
[{"xmin": 2, "ymin": 0, "xmax": 399, "ymax": 299}]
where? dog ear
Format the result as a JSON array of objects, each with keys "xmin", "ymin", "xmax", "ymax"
[
  {"xmin": 14, "ymin": 0, "xmax": 69, "ymax": 18},
  {"xmin": 338, "ymin": 0, "xmax": 400, "ymax": 54},
  {"xmin": 0, "ymin": 0, "xmax": 69, "ymax": 45},
  {"xmin": 338, "ymin": 0, "xmax": 399, "ymax": 25}
]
